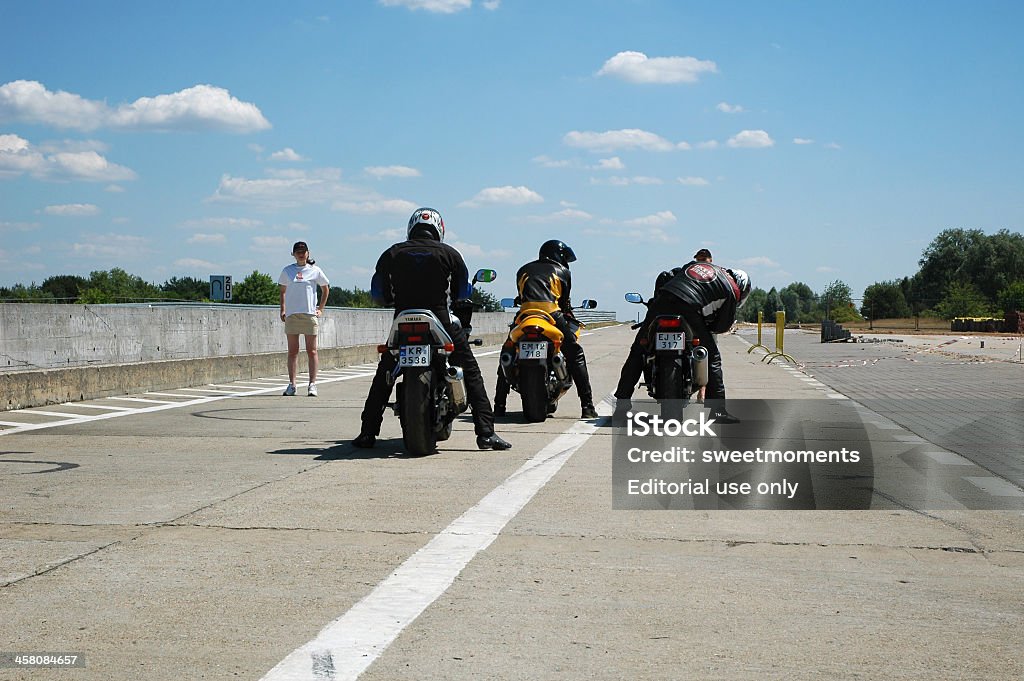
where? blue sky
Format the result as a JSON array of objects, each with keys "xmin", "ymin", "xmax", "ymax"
[{"xmin": 2, "ymin": 0, "xmax": 1022, "ymax": 317}]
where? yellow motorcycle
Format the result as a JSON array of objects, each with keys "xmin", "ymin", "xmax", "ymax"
[{"xmin": 498, "ymin": 298, "xmax": 596, "ymax": 422}]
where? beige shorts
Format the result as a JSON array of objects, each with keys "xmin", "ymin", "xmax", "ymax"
[{"xmin": 285, "ymin": 313, "xmax": 319, "ymax": 336}]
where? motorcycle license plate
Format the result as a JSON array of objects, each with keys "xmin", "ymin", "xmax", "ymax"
[
  {"xmin": 519, "ymin": 341, "xmax": 548, "ymax": 359},
  {"xmin": 399, "ymin": 345, "xmax": 431, "ymax": 367},
  {"xmin": 656, "ymin": 332, "xmax": 684, "ymax": 351}
]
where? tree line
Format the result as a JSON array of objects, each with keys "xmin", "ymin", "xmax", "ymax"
[
  {"xmin": 742, "ymin": 228, "xmax": 1024, "ymax": 323},
  {"xmin": 0, "ymin": 268, "xmax": 505, "ymax": 312}
]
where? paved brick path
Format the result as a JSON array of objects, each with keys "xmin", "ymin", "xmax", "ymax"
[{"xmin": 739, "ymin": 328, "xmax": 1024, "ymax": 487}]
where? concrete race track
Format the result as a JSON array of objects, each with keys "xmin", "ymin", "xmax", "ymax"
[{"xmin": 1, "ymin": 325, "xmax": 1022, "ymax": 680}]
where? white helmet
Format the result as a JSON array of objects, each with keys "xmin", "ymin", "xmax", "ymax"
[
  {"xmin": 407, "ymin": 207, "xmax": 445, "ymax": 242},
  {"xmin": 727, "ymin": 268, "xmax": 752, "ymax": 307}
]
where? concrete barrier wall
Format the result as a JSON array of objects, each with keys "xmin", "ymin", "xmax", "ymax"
[{"xmin": 1, "ymin": 304, "xmax": 514, "ymax": 410}]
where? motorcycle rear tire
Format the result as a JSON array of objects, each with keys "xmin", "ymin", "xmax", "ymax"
[
  {"xmin": 519, "ymin": 362, "xmax": 548, "ymax": 423},
  {"xmin": 401, "ymin": 367, "xmax": 438, "ymax": 456},
  {"xmin": 656, "ymin": 355, "xmax": 686, "ymax": 420}
]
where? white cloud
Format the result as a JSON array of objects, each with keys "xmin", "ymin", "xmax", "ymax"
[
  {"xmin": 186, "ymin": 233, "xmax": 227, "ymax": 245},
  {"xmin": 594, "ymin": 156, "xmax": 624, "ymax": 170},
  {"xmin": 250, "ymin": 235, "xmax": 291, "ymax": 253},
  {"xmin": 697, "ymin": 140, "xmax": 719, "ymax": 149},
  {"xmin": 352, "ymin": 228, "xmax": 407, "ymax": 243},
  {"xmin": 825, "ymin": 142, "xmax": 842, "ymax": 150},
  {"xmin": 717, "ymin": 102, "xmax": 744, "ymax": 113},
  {"xmin": 793, "ymin": 138, "xmax": 815, "ymax": 145},
  {"xmin": 0, "ymin": 134, "xmax": 136, "ymax": 182},
  {"xmin": 207, "ymin": 168, "xmax": 365, "ymax": 208},
  {"xmin": 738, "ymin": 256, "xmax": 780, "ymax": 268},
  {"xmin": 174, "ymin": 258, "xmax": 218, "ymax": 271},
  {"xmin": 269, "ymin": 147, "xmax": 306, "ymax": 162},
  {"xmin": 726, "ymin": 130, "xmax": 775, "ymax": 148},
  {"xmin": 597, "ymin": 51, "xmax": 717, "ymax": 84},
  {"xmin": 816, "ymin": 265, "xmax": 838, "ymax": 273},
  {"xmin": 524, "ymin": 208, "xmax": 593, "ymax": 223},
  {"xmin": 0, "ymin": 220, "xmax": 40, "ymax": 232},
  {"xmin": 332, "ymin": 198, "xmax": 418, "ymax": 214},
  {"xmin": 44, "ymin": 203, "xmax": 100, "ymax": 216},
  {"xmin": 677, "ymin": 176, "xmax": 710, "ymax": 186},
  {"xmin": 181, "ymin": 216, "xmax": 264, "ymax": 230},
  {"xmin": 592, "ymin": 175, "xmax": 663, "ymax": 186},
  {"xmin": 624, "ymin": 210, "xmax": 677, "ymax": 227},
  {"xmin": 364, "ymin": 165, "xmax": 421, "ymax": 178},
  {"xmin": 448, "ymin": 240, "xmax": 512, "ymax": 259},
  {"xmin": 482, "ymin": 0, "xmax": 501, "ymax": 8},
  {"xmin": 533, "ymin": 155, "xmax": 573, "ymax": 168},
  {"xmin": 378, "ymin": 0, "xmax": 471, "ymax": 13},
  {"xmin": 0, "ymin": 80, "xmax": 270, "ymax": 133},
  {"xmin": 459, "ymin": 185, "xmax": 543, "ymax": 208},
  {"xmin": 105, "ymin": 184, "xmax": 126, "ymax": 192},
  {"xmin": 71, "ymin": 233, "xmax": 149, "ymax": 259},
  {"xmin": 564, "ymin": 128, "xmax": 676, "ymax": 152}
]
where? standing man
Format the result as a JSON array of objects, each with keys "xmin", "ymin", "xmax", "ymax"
[
  {"xmin": 494, "ymin": 240, "xmax": 598, "ymax": 419},
  {"xmin": 353, "ymin": 208, "xmax": 512, "ymax": 451},
  {"xmin": 614, "ymin": 260, "xmax": 750, "ymax": 423}
]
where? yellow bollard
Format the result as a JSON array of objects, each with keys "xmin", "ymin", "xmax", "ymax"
[
  {"xmin": 747, "ymin": 310, "xmax": 771, "ymax": 354},
  {"xmin": 763, "ymin": 311, "xmax": 797, "ymax": 364}
]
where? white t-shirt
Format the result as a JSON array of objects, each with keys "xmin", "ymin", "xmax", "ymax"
[{"xmin": 279, "ymin": 263, "xmax": 330, "ymax": 316}]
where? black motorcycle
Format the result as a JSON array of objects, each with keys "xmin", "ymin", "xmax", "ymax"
[{"xmin": 625, "ymin": 292, "xmax": 709, "ymax": 413}]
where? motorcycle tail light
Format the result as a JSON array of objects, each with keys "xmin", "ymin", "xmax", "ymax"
[
  {"xmin": 407, "ymin": 335, "xmax": 423, "ymax": 342},
  {"xmin": 444, "ymin": 342, "xmax": 455, "ymax": 352},
  {"xmin": 398, "ymin": 322, "xmax": 430, "ymax": 333},
  {"xmin": 376, "ymin": 344, "xmax": 388, "ymax": 354},
  {"xmin": 657, "ymin": 318, "xmax": 683, "ymax": 330},
  {"xmin": 692, "ymin": 338, "xmax": 700, "ymax": 346}
]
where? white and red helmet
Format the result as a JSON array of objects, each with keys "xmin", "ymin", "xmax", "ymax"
[{"xmin": 407, "ymin": 207, "xmax": 445, "ymax": 242}]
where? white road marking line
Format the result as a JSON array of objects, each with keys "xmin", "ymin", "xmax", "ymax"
[
  {"xmin": 964, "ymin": 477, "xmax": 1024, "ymax": 497},
  {"xmin": 106, "ymin": 396, "xmax": 179, "ymax": 404},
  {"xmin": 0, "ymin": 366, "xmax": 380, "ymax": 436},
  {"xmin": 260, "ymin": 401, "xmax": 613, "ymax": 681},
  {"xmin": 10, "ymin": 410, "xmax": 92, "ymax": 419},
  {"xmin": 142, "ymin": 392, "xmax": 205, "ymax": 399},
  {"xmin": 174, "ymin": 387, "xmax": 241, "ymax": 394},
  {"xmin": 56, "ymin": 403, "xmax": 135, "ymax": 411},
  {"xmin": 208, "ymin": 383, "xmax": 272, "ymax": 389},
  {"xmin": 923, "ymin": 451, "xmax": 975, "ymax": 466}
]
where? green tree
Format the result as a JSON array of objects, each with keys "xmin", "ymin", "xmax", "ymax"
[
  {"xmin": 934, "ymin": 280, "xmax": 992, "ymax": 319},
  {"xmin": 232, "ymin": 270, "xmax": 280, "ymax": 305},
  {"xmin": 471, "ymin": 287, "xmax": 503, "ymax": 312},
  {"xmin": 761, "ymin": 287, "xmax": 783, "ymax": 320},
  {"xmin": 0, "ymin": 282, "xmax": 55, "ymax": 302},
  {"xmin": 861, "ymin": 280, "xmax": 911, "ymax": 319},
  {"xmin": 820, "ymin": 280, "xmax": 860, "ymax": 322},
  {"xmin": 161, "ymin": 276, "xmax": 210, "ymax": 301},
  {"xmin": 779, "ymin": 281, "xmax": 818, "ymax": 322},
  {"xmin": 741, "ymin": 288, "xmax": 768, "ymax": 322},
  {"xmin": 998, "ymin": 281, "xmax": 1024, "ymax": 313},
  {"xmin": 41, "ymin": 274, "xmax": 87, "ymax": 302},
  {"xmin": 328, "ymin": 286, "xmax": 375, "ymax": 308},
  {"xmin": 78, "ymin": 268, "xmax": 164, "ymax": 304}
]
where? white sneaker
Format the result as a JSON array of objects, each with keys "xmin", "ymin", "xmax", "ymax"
[
  {"xmin": 283, "ymin": 384, "xmax": 296, "ymax": 396},
  {"xmin": 307, "ymin": 383, "xmax": 318, "ymax": 397}
]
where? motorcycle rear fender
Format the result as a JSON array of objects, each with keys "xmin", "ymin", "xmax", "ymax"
[
  {"xmin": 387, "ymin": 309, "xmax": 454, "ymax": 350},
  {"xmin": 509, "ymin": 310, "xmax": 564, "ymax": 344}
]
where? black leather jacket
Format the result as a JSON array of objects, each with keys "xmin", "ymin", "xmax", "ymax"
[{"xmin": 370, "ymin": 238, "xmax": 473, "ymax": 320}]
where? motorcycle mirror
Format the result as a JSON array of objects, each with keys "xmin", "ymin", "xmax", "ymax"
[
  {"xmin": 580, "ymin": 299, "xmax": 598, "ymax": 309},
  {"xmin": 473, "ymin": 269, "xmax": 497, "ymax": 284},
  {"xmin": 625, "ymin": 292, "xmax": 644, "ymax": 304},
  {"xmin": 500, "ymin": 297, "xmax": 517, "ymax": 309},
  {"xmin": 471, "ymin": 338, "xmax": 484, "ymax": 346}
]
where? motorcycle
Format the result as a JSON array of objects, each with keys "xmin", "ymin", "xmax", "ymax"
[
  {"xmin": 625, "ymin": 292, "xmax": 709, "ymax": 414},
  {"xmin": 380, "ymin": 268, "xmax": 496, "ymax": 455},
  {"xmin": 497, "ymin": 298, "xmax": 597, "ymax": 422}
]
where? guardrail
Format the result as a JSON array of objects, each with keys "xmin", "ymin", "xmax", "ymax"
[{"xmin": 574, "ymin": 310, "xmax": 618, "ymax": 325}]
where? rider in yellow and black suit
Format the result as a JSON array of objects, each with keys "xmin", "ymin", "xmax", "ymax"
[{"xmin": 495, "ymin": 240, "xmax": 598, "ymax": 419}]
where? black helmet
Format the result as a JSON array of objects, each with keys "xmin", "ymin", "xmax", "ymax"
[{"xmin": 539, "ymin": 240, "xmax": 577, "ymax": 268}]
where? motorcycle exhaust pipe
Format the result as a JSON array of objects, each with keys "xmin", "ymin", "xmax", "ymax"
[
  {"xmin": 499, "ymin": 350, "xmax": 515, "ymax": 378},
  {"xmin": 691, "ymin": 346, "xmax": 709, "ymax": 388},
  {"xmin": 551, "ymin": 353, "xmax": 569, "ymax": 381},
  {"xmin": 445, "ymin": 365, "xmax": 468, "ymax": 412}
]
